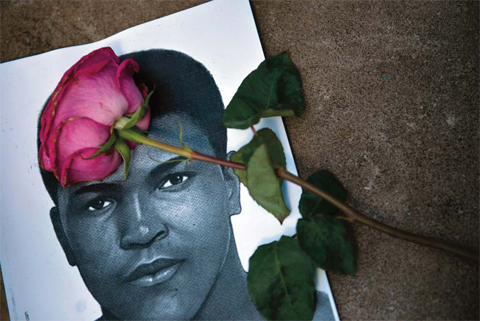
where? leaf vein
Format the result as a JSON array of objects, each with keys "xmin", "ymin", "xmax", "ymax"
[{"xmin": 273, "ymin": 242, "xmax": 294, "ymax": 310}]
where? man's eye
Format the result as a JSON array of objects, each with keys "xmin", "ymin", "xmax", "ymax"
[
  {"xmin": 159, "ymin": 174, "xmax": 189, "ymax": 189},
  {"xmin": 87, "ymin": 200, "xmax": 113, "ymax": 212}
]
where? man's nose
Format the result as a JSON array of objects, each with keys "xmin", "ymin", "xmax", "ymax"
[{"xmin": 119, "ymin": 195, "xmax": 168, "ymax": 249}]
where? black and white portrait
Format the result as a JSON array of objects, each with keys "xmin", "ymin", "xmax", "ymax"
[{"xmin": 0, "ymin": 2, "xmax": 338, "ymax": 320}]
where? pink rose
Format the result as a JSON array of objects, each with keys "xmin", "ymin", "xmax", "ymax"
[{"xmin": 38, "ymin": 47, "xmax": 150, "ymax": 187}]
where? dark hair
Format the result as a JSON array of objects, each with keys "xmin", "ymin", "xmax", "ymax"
[{"xmin": 38, "ymin": 49, "xmax": 227, "ymax": 204}]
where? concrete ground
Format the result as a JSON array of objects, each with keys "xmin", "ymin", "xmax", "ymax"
[{"xmin": 1, "ymin": 1, "xmax": 478, "ymax": 320}]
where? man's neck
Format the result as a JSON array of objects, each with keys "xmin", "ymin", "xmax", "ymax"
[{"xmin": 193, "ymin": 231, "xmax": 263, "ymax": 321}]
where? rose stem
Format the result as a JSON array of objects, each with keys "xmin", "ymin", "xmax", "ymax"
[
  {"xmin": 276, "ymin": 168, "xmax": 479, "ymax": 262},
  {"xmin": 117, "ymin": 129, "xmax": 192, "ymax": 159},
  {"xmin": 191, "ymin": 151, "xmax": 246, "ymax": 170},
  {"xmin": 118, "ymin": 128, "xmax": 479, "ymax": 262}
]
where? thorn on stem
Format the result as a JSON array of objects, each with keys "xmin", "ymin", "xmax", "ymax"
[{"xmin": 250, "ymin": 125, "xmax": 257, "ymax": 136}]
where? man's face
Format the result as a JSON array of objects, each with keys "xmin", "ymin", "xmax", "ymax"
[{"xmin": 55, "ymin": 114, "xmax": 238, "ymax": 320}]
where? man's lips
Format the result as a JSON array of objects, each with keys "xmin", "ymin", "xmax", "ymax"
[{"xmin": 124, "ymin": 258, "xmax": 183, "ymax": 287}]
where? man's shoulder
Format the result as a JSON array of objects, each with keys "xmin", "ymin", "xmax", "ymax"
[
  {"xmin": 313, "ymin": 291, "xmax": 335, "ymax": 321},
  {"xmin": 96, "ymin": 309, "xmax": 119, "ymax": 321}
]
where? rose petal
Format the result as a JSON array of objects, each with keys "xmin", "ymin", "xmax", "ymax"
[
  {"xmin": 40, "ymin": 47, "xmax": 118, "ymax": 145},
  {"xmin": 117, "ymin": 59, "xmax": 143, "ymax": 114},
  {"xmin": 47, "ymin": 117, "xmax": 111, "ymax": 179},
  {"xmin": 39, "ymin": 144, "xmax": 53, "ymax": 171},
  {"xmin": 51, "ymin": 61, "xmax": 129, "ymax": 130},
  {"xmin": 125, "ymin": 141, "xmax": 137, "ymax": 149},
  {"xmin": 139, "ymin": 83, "xmax": 149, "ymax": 98},
  {"xmin": 134, "ymin": 107, "xmax": 151, "ymax": 131},
  {"xmin": 61, "ymin": 148, "xmax": 122, "ymax": 187},
  {"xmin": 40, "ymin": 77, "xmax": 74, "ymax": 164},
  {"xmin": 40, "ymin": 64, "xmax": 76, "ymax": 144},
  {"xmin": 74, "ymin": 47, "xmax": 119, "ymax": 76}
]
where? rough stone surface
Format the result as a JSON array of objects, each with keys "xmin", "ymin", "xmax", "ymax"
[{"xmin": 1, "ymin": 1, "xmax": 478, "ymax": 320}]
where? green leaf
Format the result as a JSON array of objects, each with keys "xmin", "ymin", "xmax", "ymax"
[
  {"xmin": 87, "ymin": 131, "xmax": 116, "ymax": 159},
  {"xmin": 114, "ymin": 137, "xmax": 131, "ymax": 180},
  {"xmin": 243, "ymin": 128, "xmax": 286, "ymax": 169},
  {"xmin": 223, "ymin": 52, "xmax": 305, "ymax": 129},
  {"xmin": 120, "ymin": 90, "xmax": 153, "ymax": 130},
  {"xmin": 247, "ymin": 144, "xmax": 290, "ymax": 223},
  {"xmin": 297, "ymin": 217, "xmax": 355, "ymax": 275},
  {"xmin": 230, "ymin": 147, "xmax": 248, "ymax": 187},
  {"xmin": 247, "ymin": 236, "xmax": 316, "ymax": 321},
  {"xmin": 230, "ymin": 128, "xmax": 286, "ymax": 188},
  {"xmin": 299, "ymin": 170, "xmax": 347, "ymax": 218}
]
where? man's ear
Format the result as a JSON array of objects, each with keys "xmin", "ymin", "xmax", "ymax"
[
  {"xmin": 50, "ymin": 207, "xmax": 77, "ymax": 267},
  {"xmin": 224, "ymin": 151, "xmax": 242, "ymax": 216}
]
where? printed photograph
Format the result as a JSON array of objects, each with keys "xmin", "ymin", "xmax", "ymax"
[{"xmin": 1, "ymin": 1, "xmax": 339, "ymax": 320}]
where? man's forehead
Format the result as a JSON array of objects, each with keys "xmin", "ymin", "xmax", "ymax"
[
  {"xmin": 60, "ymin": 113, "xmax": 215, "ymax": 195},
  {"xmin": 150, "ymin": 113, "xmax": 212, "ymax": 146}
]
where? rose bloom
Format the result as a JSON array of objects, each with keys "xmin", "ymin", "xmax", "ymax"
[{"xmin": 38, "ymin": 47, "xmax": 150, "ymax": 187}]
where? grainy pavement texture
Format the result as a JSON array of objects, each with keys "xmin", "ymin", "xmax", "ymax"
[{"xmin": 1, "ymin": 1, "xmax": 478, "ymax": 320}]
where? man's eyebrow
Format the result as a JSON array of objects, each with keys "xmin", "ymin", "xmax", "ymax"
[
  {"xmin": 148, "ymin": 156, "xmax": 192, "ymax": 178},
  {"xmin": 70, "ymin": 183, "xmax": 121, "ymax": 196}
]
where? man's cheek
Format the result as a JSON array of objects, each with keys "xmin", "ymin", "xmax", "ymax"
[{"xmin": 70, "ymin": 224, "xmax": 118, "ymax": 261}]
